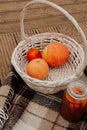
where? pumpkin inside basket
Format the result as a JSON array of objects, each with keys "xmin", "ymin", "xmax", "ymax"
[{"xmin": 11, "ymin": 0, "xmax": 87, "ymax": 94}]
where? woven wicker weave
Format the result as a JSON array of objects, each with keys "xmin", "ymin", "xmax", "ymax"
[{"xmin": 11, "ymin": 0, "xmax": 87, "ymax": 94}]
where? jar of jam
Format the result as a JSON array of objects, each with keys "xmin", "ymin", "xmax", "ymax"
[{"xmin": 60, "ymin": 80, "xmax": 87, "ymax": 122}]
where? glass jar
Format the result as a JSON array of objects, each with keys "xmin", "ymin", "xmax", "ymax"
[{"xmin": 60, "ymin": 80, "xmax": 87, "ymax": 122}]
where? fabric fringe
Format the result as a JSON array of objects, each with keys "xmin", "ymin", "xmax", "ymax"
[{"xmin": 0, "ymin": 68, "xmax": 19, "ymax": 129}]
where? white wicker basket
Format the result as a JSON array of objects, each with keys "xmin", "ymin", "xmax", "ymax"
[{"xmin": 11, "ymin": 0, "xmax": 87, "ymax": 94}]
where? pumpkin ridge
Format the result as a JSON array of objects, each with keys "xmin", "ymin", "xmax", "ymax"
[{"xmin": 42, "ymin": 42, "xmax": 70, "ymax": 67}]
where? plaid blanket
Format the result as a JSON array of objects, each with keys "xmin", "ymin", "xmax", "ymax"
[{"xmin": 0, "ymin": 67, "xmax": 87, "ymax": 130}]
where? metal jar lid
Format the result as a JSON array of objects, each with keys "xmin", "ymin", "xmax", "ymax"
[{"xmin": 67, "ymin": 80, "xmax": 87, "ymax": 100}]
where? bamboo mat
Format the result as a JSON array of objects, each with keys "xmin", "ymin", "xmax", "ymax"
[
  {"xmin": 0, "ymin": 0, "xmax": 87, "ymax": 83},
  {"xmin": 0, "ymin": 0, "xmax": 87, "ymax": 33},
  {"xmin": 0, "ymin": 21, "xmax": 87, "ymax": 83}
]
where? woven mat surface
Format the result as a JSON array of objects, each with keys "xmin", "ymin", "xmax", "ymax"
[{"xmin": 0, "ymin": 21, "xmax": 87, "ymax": 83}]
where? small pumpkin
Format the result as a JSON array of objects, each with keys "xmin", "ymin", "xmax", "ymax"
[
  {"xmin": 26, "ymin": 58, "xmax": 49, "ymax": 80},
  {"xmin": 42, "ymin": 42, "xmax": 70, "ymax": 67},
  {"xmin": 26, "ymin": 48, "xmax": 42, "ymax": 61}
]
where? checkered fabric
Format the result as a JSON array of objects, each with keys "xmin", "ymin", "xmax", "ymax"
[{"xmin": 0, "ymin": 67, "xmax": 87, "ymax": 130}]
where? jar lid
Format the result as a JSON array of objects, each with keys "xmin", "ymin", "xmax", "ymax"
[{"xmin": 67, "ymin": 80, "xmax": 87, "ymax": 100}]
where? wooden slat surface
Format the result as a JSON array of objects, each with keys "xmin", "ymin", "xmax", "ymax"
[
  {"xmin": 0, "ymin": 0, "xmax": 87, "ymax": 83},
  {"xmin": 1, "ymin": 21, "xmax": 87, "ymax": 83},
  {"xmin": 0, "ymin": 0, "xmax": 87, "ymax": 33}
]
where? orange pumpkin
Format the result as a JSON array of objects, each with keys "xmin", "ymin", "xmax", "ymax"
[
  {"xmin": 26, "ymin": 58, "xmax": 49, "ymax": 80},
  {"xmin": 42, "ymin": 42, "xmax": 70, "ymax": 67}
]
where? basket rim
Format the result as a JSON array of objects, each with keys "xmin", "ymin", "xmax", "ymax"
[
  {"xmin": 11, "ymin": 32, "xmax": 85, "ymax": 86},
  {"xmin": 19, "ymin": 32, "xmax": 84, "ymax": 45}
]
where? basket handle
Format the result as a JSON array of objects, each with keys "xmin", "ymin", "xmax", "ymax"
[{"xmin": 20, "ymin": 0, "xmax": 86, "ymax": 45}]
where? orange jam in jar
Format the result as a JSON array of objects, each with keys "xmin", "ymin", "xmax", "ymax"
[{"xmin": 60, "ymin": 81, "xmax": 87, "ymax": 122}]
